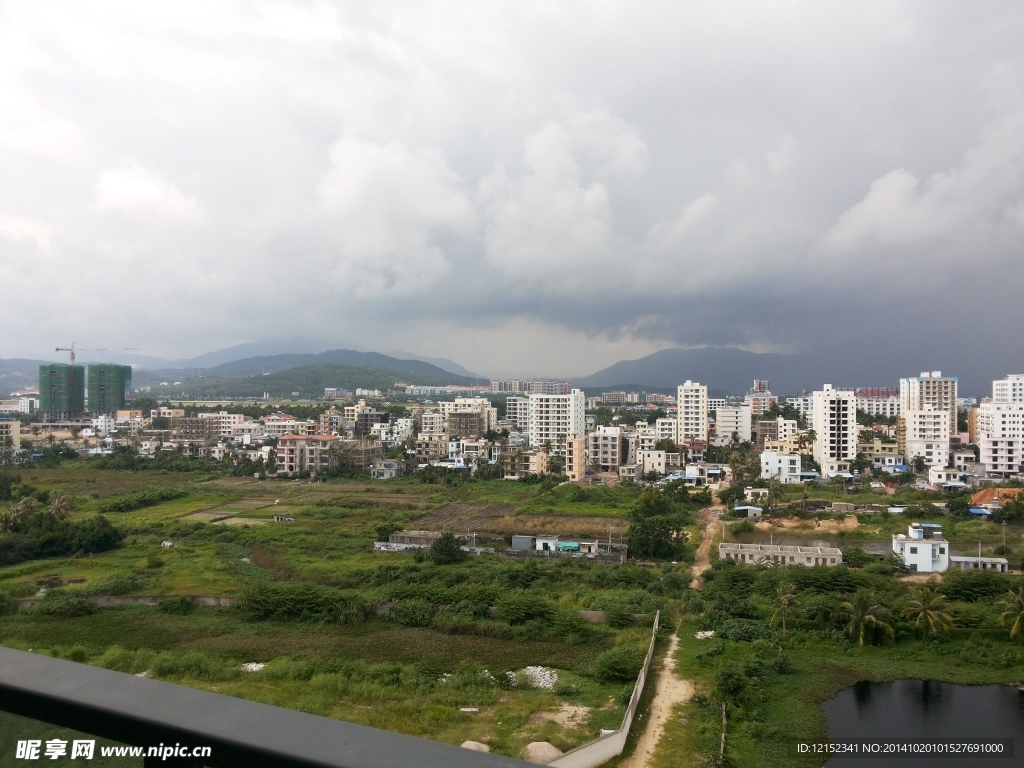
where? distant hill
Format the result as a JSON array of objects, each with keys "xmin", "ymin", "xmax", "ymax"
[
  {"xmin": 0, "ymin": 359, "xmax": 51, "ymax": 395},
  {"xmin": 144, "ymin": 363, "xmax": 463, "ymax": 399},
  {"xmin": 575, "ymin": 346, "xmax": 1014, "ymax": 397},
  {"xmin": 575, "ymin": 348, "xmax": 797, "ymax": 395},
  {"xmin": 147, "ymin": 349, "xmax": 474, "ymax": 384},
  {"xmin": 385, "ymin": 350, "xmax": 482, "ymax": 380}
]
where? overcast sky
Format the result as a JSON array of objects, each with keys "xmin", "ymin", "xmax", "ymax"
[{"xmin": 2, "ymin": 1, "xmax": 1023, "ymax": 378}]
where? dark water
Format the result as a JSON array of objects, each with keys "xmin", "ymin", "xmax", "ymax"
[{"xmin": 823, "ymin": 680, "xmax": 1024, "ymax": 767}]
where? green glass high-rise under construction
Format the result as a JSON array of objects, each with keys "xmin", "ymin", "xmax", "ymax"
[
  {"xmin": 39, "ymin": 364, "xmax": 86, "ymax": 420},
  {"xmin": 88, "ymin": 364, "xmax": 133, "ymax": 414}
]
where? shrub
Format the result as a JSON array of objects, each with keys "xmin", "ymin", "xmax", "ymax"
[
  {"xmin": 146, "ymin": 554, "xmax": 165, "ymax": 569},
  {"xmin": 604, "ymin": 603, "xmax": 635, "ymax": 628},
  {"xmin": 713, "ymin": 663, "xmax": 746, "ymax": 701},
  {"xmin": 37, "ymin": 594, "xmax": 95, "ymax": 618},
  {"xmin": 393, "ymin": 600, "xmax": 435, "ymax": 627},
  {"xmin": 98, "ymin": 488, "xmax": 187, "ymax": 513},
  {"xmin": 428, "ymin": 532, "xmax": 468, "ymax": 565},
  {"xmin": 239, "ymin": 582, "xmax": 371, "ymax": 623},
  {"xmin": 694, "ymin": 644, "xmax": 725, "ymax": 664},
  {"xmin": 0, "ymin": 594, "xmax": 17, "ymax": 616},
  {"xmin": 157, "ymin": 596, "xmax": 196, "ymax": 615},
  {"xmin": 497, "ymin": 594, "xmax": 555, "ymax": 625},
  {"xmin": 67, "ymin": 646, "xmax": 87, "ymax": 663},
  {"xmin": 595, "ymin": 647, "xmax": 645, "ymax": 683},
  {"xmin": 718, "ymin": 618, "xmax": 772, "ymax": 642}
]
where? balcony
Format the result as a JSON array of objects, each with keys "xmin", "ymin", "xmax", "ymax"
[{"xmin": 0, "ymin": 647, "xmax": 523, "ymax": 768}]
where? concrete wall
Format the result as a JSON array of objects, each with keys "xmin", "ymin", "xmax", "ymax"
[{"xmin": 548, "ymin": 611, "xmax": 660, "ymax": 768}]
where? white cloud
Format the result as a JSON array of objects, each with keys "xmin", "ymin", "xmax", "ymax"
[
  {"xmin": 0, "ymin": 215, "xmax": 52, "ymax": 251},
  {"xmin": 94, "ymin": 166, "xmax": 204, "ymax": 223},
  {"xmin": 317, "ymin": 136, "xmax": 474, "ymax": 295}
]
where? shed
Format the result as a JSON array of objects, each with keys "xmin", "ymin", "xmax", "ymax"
[
  {"xmin": 536, "ymin": 535, "xmax": 559, "ymax": 552},
  {"xmin": 511, "ymin": 535, "xmax": 535, "ymax": 551},
  {"xmin": 969, "ymin": 507, "xmax": 992, "ymax": 517},
  {"xmin": 579, "ymin": 540, "xmax": 600, "ymax": 555},
  {"xmin": 556, "ymin": 541, "xmax": 580, "ymax": 552},
  {"xmin": 273, "ymin": 513, "xmax": 294, "ymax": 523},
  {"xmin": 733, "ymin": 505, "xmax": 763, "ymax": 520}
]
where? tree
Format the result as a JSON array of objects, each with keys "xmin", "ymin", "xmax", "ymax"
[
  {"xmin": 0, "ymin": 512, "xmax": 12, "ymax": 534},
  {"xmin": 912, "ymin": 456, "xmax": 928, "ymax": 474},
  {"xmin": 428, "ymin": 531, "xmax": 468, "ymax": 565},
  {"xmin": 835, "ymin": 590, "xmax": 895, "ymax": 647},
  {"xmin": 997, "ymin": 587, "xmax": 1024, "ymax": 642},
  {"xmin": 900, "ymin": 587, "xmax": 954, "ymax": 642},
  {"xmin": 12, "ymin": 497, "xmax": 37, "ymax": 521},
  {"xmin": 654, "ymin": 438, "xmax": 678, "ymax": 452},
  {"xmin": 49, "ymin": 494, "xmax": 73, "ymax": 522},
  {"xmin": 770, "ymin": 582, "xmax": 799, "ymax": 639}
]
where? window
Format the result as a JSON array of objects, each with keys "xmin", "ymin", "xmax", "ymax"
[{"xmin": 909, "ymin": 547, "xmax": 918, "ymax": 554}]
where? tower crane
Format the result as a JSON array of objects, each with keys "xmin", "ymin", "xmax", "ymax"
[{"xmin": 54, "ymin": 343, "xmax": 107, "ymax": 366}]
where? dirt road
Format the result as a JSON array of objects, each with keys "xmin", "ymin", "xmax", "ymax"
[
  {"xmin": 690, "ymin": 505, "xmax": 722, "ymax": 588},
  {"xmin": 620, "ymin": 631, "xmax": 693, "ymax": 768}
]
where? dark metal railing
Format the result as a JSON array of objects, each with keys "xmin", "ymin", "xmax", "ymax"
[{"xmin": 0, "ymin": 647, "xmax": 525, "ymax": 768}]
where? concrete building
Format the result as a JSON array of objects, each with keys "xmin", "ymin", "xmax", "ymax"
[
  {"xmin": 39, "ymin": 364, "xmax": 85, "ymax": 420},
  {"xmin": 87, "ymin": 364, "xmax": 133, "ymax": 414},
  {"xmin": 0, "ymin": 419, "xmax": 20, "ymax": 452},
  {"xmin": 442, "ymin": 398, "xmax": 498, "ymax": 436},
  {"xmin": 588, "ymin": 426, "xmax": 625, "ymax": 473},
  {"xmin": 527, "ymin": 389, "xmax": 585, "ymax": 456},
  {"xmin": 900, "ymin": 371, "xmax": 958, "ymax": 436},
  {"xmin": 754, "ymin": 417, "xmax": 798, "ymax": 450},
  {"xmin": 501, "ymin": 448, "xmax": 548, "ymax": 479},
  {"xmin": 419, "ymin": 410, "xmax": 445, "ymax": 434},
  {"xmin": 892, "ymin": 523, "xmax": 948, "ymax": 573},
  {"xmin": 676, "ymin": 381, "xmax": 708, "ymax": 443},
  {"xmin": 276, "ymin": 434, "xmax": 342, "ymax": 475},
  {"xmin": 707, "ymin": 398, "xmax": 727, "ymax": 413},
  {"xmin": 856, "ymin": 395, "xmax": 900, "ymax": 419},
  {"xmin": 785, "ymin": 395, "xmax": 814, "ymax": 429},
  {"xmin": 169, "ymin": 416, "xmax": 218, "ymax": 441},
  {"xmin": 744, "ymin": 380, "xmax": 778, "ymax": 417},
  {"xmin": 903, "ymin": 405, "xmax": 952, "ymax": 468},
  {"xmin": 564, "ymin": 437, "xmax": 586, "ymax": 482},
  {"xmin": 637, "ymin": 450, "xmax": 668, "ymax": 476},
  {"xmin": 760, "ymin": 451, "xmax": 802, "ymax": 483},
  {"xmin": 655, "ymin": 418, "xmax": 677, "ymax": 444},
  {"xmin": 719, "ymin": 542, "xmax": 843, "ymax": 567},
  {"xmin": 812, "ymin": 385, "xmax": 857, "ymax": 475},
  {"xmin": 976, "ymin": 374, "xmax": 1024, "ymax": 478},
  {"xmin": 197, "ymin": 411, "xmax": 245, "ymax": 437},
  {"xmin": 713, "ymin": 404, "xmax": 752, "ymax": 445},
  {"xmin": 415, "ymin": 432, "xmax": 450, "ymax": 462},
  {"xmin": 505, "ymin": 396, "xmax": 530, "ymax": 430}
]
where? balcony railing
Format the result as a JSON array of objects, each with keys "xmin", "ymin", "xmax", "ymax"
[{"xmin": 0, "ymin": 646, "xmax": 525, "ymax": 768}]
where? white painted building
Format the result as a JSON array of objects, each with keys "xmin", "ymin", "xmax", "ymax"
[
  {"xmin": 714, "ymin": 405, "xmax": 752, "ymax": 445},
  {"xmin": 197, "ymin": 411, "xmax": 246, "ymax": 437},
  {"xmin": 904, "ymin": 405, "xmax": 952, "ymax": 468},
  {"xmin": 976, "ymin": 374, "xmax": 1024, "ymax": 478},
  {"xmin": 707, "ymin": 398, "xmax": 727, "ymax": 413},
  {"xmin": 655, "ymin": 418, "xmax": 678, "ymax": 444},
  {"xmin": 856, "ymin": 395, "xmax": 900, "ymax": 418},
  {"xmin": 588, "ymin": 426, "xmax": 624, "ymax": 472},
  {"xmin": 785, "ymin": 395, "xmax": 814, "ymax": 430},
  {"xmin": 505, "ymin": 396, "xmax": 530, "ymax": 430},
  {"xmin": 419, "ymin": 410, "xmax": 445, "ymax": 434},
  {"xmin": 900, "ymin": 371, "xmax": 958, "ymax": 436},
  {"xmin": 677, "ymin": 381, "xmax": 708, "ymax": 442},
  {"xmin": 91, "ymin": 414, "xmax": 116, "ymax": 438},
  {"xmin": 760, "ymin": 451, "xmax": 802, "ymax": 484},
  {"xmin": 892, "ymin": 523, "xmax": 949, "ymax": 573},
  {"xmin": 638, "ymin": 449, "xmax": 667, "ymax": 476},
  {"xmin": 527, "ymin": 388, "xmax": 586, "ymax": 456},
  {"xmin": 812, "ymin": 385, "xmax": 857, "ymax": 474}
]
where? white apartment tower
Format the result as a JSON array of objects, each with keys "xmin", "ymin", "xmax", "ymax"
[
  {"xmin": 527, "ymin": 388, "xmax": 586, "ymax": 456},
  {"xmin": 899, "ymin": 372, "xmax": 958, "ymax": 435},
  {"xmin": 904, "ymin": 405, "xmax": 952, "ymax": 468},
  {"xmin": 976, "ymin": 374, "xmax": 1024, "ymax": 478},
  {"xmin": 714, "ymin": 405, "xmax": 752, "ymax": 445},
  {"xmin": 811, "ymin": 385, "xmax": 857, "ymax": 475},
  {"xmin": 676, "ymin": 381, "xmax": 708, "ymax": 442}
]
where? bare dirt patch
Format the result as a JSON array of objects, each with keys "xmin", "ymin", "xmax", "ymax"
[
  {"xmin": 531, "ymin": 703, "xmax": 591, "ymax": 729},
  {"xmin": 212, "ymin": 517, "xmax": 267, "ymax": 526},
  {"xmin": 408, "ymin": 504, "xmax": 516, "ymax": 532}
]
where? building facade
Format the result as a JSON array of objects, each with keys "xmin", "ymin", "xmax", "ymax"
[
  {"xmin": 39, "ymin": 364, "xmax": 85, "ymax": 420},
  {"xmin": 527, "ymin": 389, "xmax": 585, "ymax": 455},
  {"xmin": 87, "ymin": 364, "xmax": 133, "ymax": 414},
  {"xmin": 676, "ymin": 381, "xmax": 708, "ymax": 443},
  {"xmin": 811, "ymin": 385, "xmax": 857, "ymax": 475}
]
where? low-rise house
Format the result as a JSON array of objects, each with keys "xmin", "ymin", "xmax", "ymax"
[
  {"xmin": 273, "ymin": 513, "xmax": 294, "ymax": 522},
  {"xmin": 536, "ymin": 535, "xmax": 559, "ymax": 552},
  {"xmin": 371, "ymin": 459, "xmax": 403, "ymax": 480},
  {"xmin": 892, "ymin": 523, "xmax": 948, "ymax": 573},
  {"xmin": 579, "ymin": 540, "xmax": 600, "ymax": 554},
  {"xmin": 760, "ymin": 451, "xmax": 801, "ymax": 483},
  {"xmin": 501, "ymin": 449, "xmax": 548, "ymax": 480},
  {"xmin": 511, "ymin": 535, "xmax": 535, "ymax": 550},
  {"xmin": 733, "ymin": 505, "xmax": 763, "ymax": 519},
  {"xmin": 948, "ymin": 555, "xmax": 1009, "ymax": 573},
  {"xmin": 719, "ymin": 542, "xmax": 842, "ymax": 566}
]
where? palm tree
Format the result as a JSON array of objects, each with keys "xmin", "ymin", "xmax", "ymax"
[
  {"xmin": 835, "ymin": 590, "xmax": 895, "ymax": 647},
  {"xmin": 900, "ymin": 587, "xmax": 955, "ymax": 642},
  {"xmin": 12, "ymin": 497, "xmax": 38, "ymax": 521},
  {"xmin": 997, "ymin": 587, "xmax": 1024, "ymax": 642},
  {"xmin": 0, "ymin": 512, "xmax": 12, "ymax": 534},
  {"xmin": 49, "ymin": 494, "xmax": 72, "ymax": 521},
  {"xmin": 771, "ymin": 582, "xmax": 799, "ymax": 639}
]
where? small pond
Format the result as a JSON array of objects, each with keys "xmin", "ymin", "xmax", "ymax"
[{"xmin": 823, "ymin": 680, "xmax": 1024, "ymax": 767}]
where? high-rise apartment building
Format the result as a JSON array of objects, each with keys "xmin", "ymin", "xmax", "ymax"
[
  {"xmin": 676, "ymin": 381, "xmax": 708, "ymax": 442},
  {"xmin": 976, "ymin": 374, "xmax": 1024, "ymax": 478},
  {"xmin": 39, "ymin": 364, "xmax": 85, "ymax": 420},
  {"xmin": 903, "ymin": 405, "xmax": 952, "ymax": 468},
  {"xmin": 744, "ymin": 380, "xmax": 778, "ymax": 417},
  {"xmin": 87, "ymin": 364, "xmax": 133, "ymax": 414},
  {"xmin": 811, "ymin": 385, "xmax": 857, "ymax": 475},
  {"xmin": 899, "ymin": 372, "xmax": 957, "ymax": 435},
  {"xmin": 527, "ymin": 388, "xmax": 585, "ymax": 455},
  {"xmin": 714, "ymin": 405, "xmax": 752, "ymax": 444}
]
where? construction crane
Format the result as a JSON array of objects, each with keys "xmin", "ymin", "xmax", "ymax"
[{"xmin": 55, "ymin": 343, "xmax": 107, "ymax": 366}]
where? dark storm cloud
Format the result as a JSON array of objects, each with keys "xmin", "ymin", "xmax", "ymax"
[{"xmin": 1, "ymin": 1, "xmax": 1023, "ymax": 377}]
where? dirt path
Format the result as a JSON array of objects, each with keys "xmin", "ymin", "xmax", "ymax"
[
  {"xmin": 620, "ymin": 631, "xmax": 693, "ymax": 768},
  {"xmin": 690, "ymin": 505, "xmax": 722, "ymax": 588}
]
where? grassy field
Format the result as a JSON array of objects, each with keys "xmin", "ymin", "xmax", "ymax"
[{"xmin": 0, "ymin": 468, "xmax": 684, "ymax": 758}]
